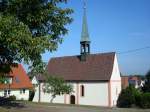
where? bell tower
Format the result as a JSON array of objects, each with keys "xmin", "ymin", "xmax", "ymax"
[{"xmin": 80, "ymin": 0, "xmax": 90, "ymax": 61}]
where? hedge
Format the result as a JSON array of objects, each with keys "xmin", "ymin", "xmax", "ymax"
[
  {"xmin": 117, "ymin": 86, "xmax": 150, "ymax": 108},
  {"xmin": 136, "ymin": 93, "xmax": 150, "ymax": 108}
]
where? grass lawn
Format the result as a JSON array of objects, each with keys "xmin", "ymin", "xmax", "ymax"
[
  {"xmin": 0, "ymin": 107, "xmax": 8, "ymax": 112},
  {"xmin": 0, "ymin": 101, "xmax": 150, "ymax": 112}
]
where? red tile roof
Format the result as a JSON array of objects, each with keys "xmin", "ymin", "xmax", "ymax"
[
  {"xmin": 0, "ymin": 64, "xmax": 33, "ymax": 89},
  {"xmin": 46, "ymin": 52, "xmax": 115, "ymax": 81}
]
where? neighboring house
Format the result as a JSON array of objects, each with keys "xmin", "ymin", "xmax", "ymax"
[
  {"xmin": 0, "ymin": 64, "xmax": 33, "ymax": 100},
  {"xmin": 121, "ymin": 76, "xmax": 144, "ymax": 89}
]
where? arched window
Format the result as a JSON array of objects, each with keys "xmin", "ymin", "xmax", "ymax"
[{"xmin": 80, "ymin": 85, "xmax": 84, "ymax": 97}]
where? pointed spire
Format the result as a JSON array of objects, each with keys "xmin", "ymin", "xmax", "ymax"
[{"xmin": 80, "ymin": 0, "xmax": 90, "ymax": 42}]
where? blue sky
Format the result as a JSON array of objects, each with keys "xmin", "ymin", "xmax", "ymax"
[{"xmin": 41, "ymin": 0, "xmax": 150, "ymax": 75}]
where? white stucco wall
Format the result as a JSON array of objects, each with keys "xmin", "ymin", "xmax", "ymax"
[
  {"xmin": 110, "ymin": 54, "xmax": 121, "ymax": 107},
  {"xmin": 111, "ymin": 54, "xmax": 121, "ymax": 81},
  {"xmin": 32, "ymin": 76, "xmax": 38, "ymax": 85},
  {"xmin": 77, "ymin": 82, "xmax": 109, "ymax": 106},
  {"xmin": 33, "ymin": 81, "xmax": 109, "ymax": 106},
  {"xmin": 0, "ymin": 89, "xmax": 30, "ymax": 100},
  {"xmin": 110, "ymin": 81, "xmax": 121, "ymax": 106},
  {"xmin": 33, "ymin": 82, "xmax": 64, "ymax": 103},
  {"xmin": 0, "ymin": 91, "xmax": 4, "ymax": 97},
  {"xmin": 32, "ymin": 83, "xmax": 39, "ymax": 102}
]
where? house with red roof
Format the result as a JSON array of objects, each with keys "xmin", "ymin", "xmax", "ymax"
[
  {"xmin": 121, "ymin": 75, "xmax": 144, "ymax": 89},
  {"xmin": 32, "ymin": 3, "xmax": 121, "ymax": 107},
  {"xmin": 0, "ymin": 64, "xmax": 32, "ymax": 100}
]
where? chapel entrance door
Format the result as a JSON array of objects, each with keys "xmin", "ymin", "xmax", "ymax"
[{"xmin": 70, "ymin": 95, "xmax": 75, "ymax": 104}]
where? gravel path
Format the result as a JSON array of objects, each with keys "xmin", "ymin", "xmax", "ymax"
[{"xmin": 0, "ymin": 102, "xmax": 150, "ymax": 112}]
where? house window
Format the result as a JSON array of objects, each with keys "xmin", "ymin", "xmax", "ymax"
[
  {"xmin": 23, "ymin": 89, "xmax": 25, "ymax": 94},
  {"xmin": 4, "ymin": 90, "xmax": 7, "ymax": 97},
  {"xmin": 80, "ymin": 85, "xmax": 84, "ymax": 97},
  {"xmin": 20, "ymin": 89, "xmax": 26, "ymax": 94},
  {"xmin": 4, "ymin": 90, "xmax": 11, "ymax": 96},
  {"xmin": 8, "ymin": 90, "xmax": 11, "ymax": 95},
  {"xmin": 129, "ymin": 80, "xmax": 136, "ymax": 86}
]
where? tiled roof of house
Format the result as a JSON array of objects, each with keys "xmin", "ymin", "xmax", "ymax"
[
  {"xmin": 44, "ymin": 52, "xmax": 115, "ymax": 81},
  {"xmin": 0, "ymin": 64, "xmax": 33, "ymax": 89}
]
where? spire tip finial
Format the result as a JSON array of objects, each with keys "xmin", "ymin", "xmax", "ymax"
[{"xmin": 83, "ymin": 0, "xmax": 86, "ymax": 9}]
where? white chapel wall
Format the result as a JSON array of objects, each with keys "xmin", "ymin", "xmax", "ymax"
[
  {"xmin": 78, "ymin": 82, "xmax": 109, "ymax": 106},
  {"xmin": 110, "ymin": 54, "xmax": 121, "ymax": 106}
]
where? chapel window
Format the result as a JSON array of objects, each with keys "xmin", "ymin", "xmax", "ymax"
[{"xmin": 80, "ymin": 85, "xmax": 84, "ymax": 97}]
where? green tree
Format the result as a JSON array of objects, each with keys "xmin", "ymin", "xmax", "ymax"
[
  {"xmin": 0, "ymin": 0, "xmax": 73, "ymax": 75},
  {"xmin": 0, "ymin": 14, "xmax": 32, "ymax": 74},
  {"xmin": 135, "ymin": 92, "xmax": 150, "ymax": 109},
  {"xmin": 28, "ymin": 62, "xmax": 47, "ymax": 79},
  {"xmin": 43, "ymin": 75, "xmax": 73, "ymax": 103},
  {"xmin": 142, "ymin": 70, "xmax": 150, "ymax": 93},
  {"xmin": 117, "ymin": 85, "xmax": 140, "ymax": 108}
]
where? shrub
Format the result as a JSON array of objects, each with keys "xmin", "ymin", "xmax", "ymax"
[
  {"xmin": 142, "ymin": 70, "xmax": 150, "ymax": 93},
  {"xmin": 134, "ymin": 91, "xmax": 141, "ymax": 106},
  {"xmin": 117, "ymin": 85, "xmax": 150, "ymax": 109},
  {"xmin": 0, "ymin": 97, "xmax": 9, "ymax": 105},
  {"xmin": 136, "ymin": 93, "xmax": 150, "ymax": 108},
  {"xmin": 117, "ymin": 85, "xmax": 139, "ymax": 108},
  {"xmin": 8, "ymin": 95, "xmax": 16, "ymax": 101}
]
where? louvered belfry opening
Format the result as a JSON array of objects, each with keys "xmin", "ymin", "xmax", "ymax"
[{"xmin": 80, "ymin": 0, "xmax": 90, "ymax": 61}]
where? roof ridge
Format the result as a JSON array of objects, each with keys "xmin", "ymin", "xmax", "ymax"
[{"xmin": 49, "ymin": 52, "xmax": 116, "ymax": 60}]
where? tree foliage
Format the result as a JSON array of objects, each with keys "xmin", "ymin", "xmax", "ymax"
[
  {"xmin": 43, "ymin": 75, "xmax": 73, "ymax": 103},
  {"xmin": 28, "ymin": 62, "xmax": 47, "ymax": 79},
  {"xmin": 136, "ymin": 93, "xmax": 150, "ymax": 108},
  {"xmin": 0, "ymin": 14, "xmax": 32, "ymax": 74},
  {"xmin": 117, "ymin": 85, "xmax": 140, "ymax": 108},
  {"xmin": 117, "ymin": 84, "xmax": 150, "ymax": 108},
  {"xmin": 142, "ymin": 70, "xmax": 150, "ymax": 93},
  {"xmin": 0, "ymin": 0, "xmax": 73, "ymax": 74}
]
